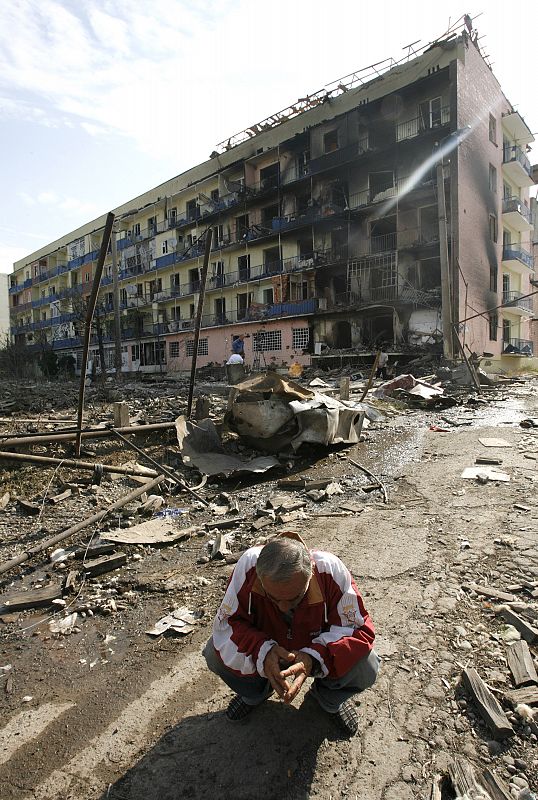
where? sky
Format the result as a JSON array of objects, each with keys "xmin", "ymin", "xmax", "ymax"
[{"xmin": 1, "ymin": 1, "xmax": 537, "ymax": 274}]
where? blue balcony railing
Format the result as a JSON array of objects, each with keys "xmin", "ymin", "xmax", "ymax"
[
  {"xmin": 502, "ymin": 197, "xmax": 533, "ymax": 225},
  {"xmin": 502, "ymin": 245, "xmax": 534, "ymax": 269}
]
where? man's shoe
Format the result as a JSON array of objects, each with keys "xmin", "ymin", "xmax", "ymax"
[
  {"xmin": 334, "ymin": 699, "xmax": 359, "ymax": 737},
  {"xmin": 225, "ymin": 690, "xmax": 273, "ymax": 722},
  {"xmin": 225, "ymin": 695, "xmax": 257, "ymax": 722}
]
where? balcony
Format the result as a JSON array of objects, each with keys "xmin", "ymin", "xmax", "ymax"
[
  {"xmin": 200, "ymin": 298, "xmax": 319, "ymax": 328},
  {"xmin": 306, "ymin": 138, "xmax": 370, "ymax": 177},
  {"xmin": 502, "ymin": 245, "xmax": 534, "ymax": 274},
  {"xmin": 502, "ymin": 290, "xmax": 533, "ymax": 314},
  {"xmin": 502, "ymin": 145, "xmax": 533, "ymax": 187},
  {"xmin": 502, "ymin": 338, "xmax": 533, "ymax": 356},
  {"xmin": 396, "ymin": 106, "xmax": 450, "ymax": 142},
  {"xmin": 502, "ymin": 198, "xmax": 533, "ymax": 232},
  {"xmin": 9, "ymin": 284, "xmax": 22, "ymax": 295},
  {"xmin": 329, "ymin": 281, "xmax": 441, "ymax": 309}
]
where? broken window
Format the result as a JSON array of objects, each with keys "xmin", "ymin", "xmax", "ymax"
[
  {"xmin": 419, "ymin": 205, "xmax": 438, "ymax": 243},
  {"xmin": 236, "ymin": 214, "xmax": 249, "ymax": 240},
  {"xmin": 263, "ymin": 288, "xmax": 274, "ymax": 304},
  {"xmin": 214, "ymin": 297, "xmax": 227, "ymax": 323},
  {"xmin": 489, "ymin": 313, "xmax": 498, "ymax": 341},
  {"xmin": 238, "ymin": 254, "xmax": 251, "ymax": 281},
  {"xmin": 369, "ymin": 215, "xmax": 397, "ymax": 253},
  {"xmin": 418, "ymin": 258, "xmax": 441, "ymax": 290},
  {"xmin": 212, "ymin": 260, "xmax": 225, "ymax": 287},
  {"xmin": 502, "ymin": 319, "xmax": 511, "ymax": 343},
  {"xmin": 259, "ymin": 162, "xmax": 280, "ymax": 190},
  {"xmin": 323, "ymin": 130, "xmax": 338, "ymax": 153},
  {"xmin": 369, "ymin": 171, "xmax": 395, "ymax": 202},
  {"xmin": 263, "ymin": 246, "xmax": 281, "ymax": 275},
  {"xmin": 237, "ymin": 292, "xmax": 252, "ymax": 320},
  {"xmin": 189, "ymin": 268, "xmax": 200, "ymax": 293},
  {"xmin": 210, "ymin": 188, "xmax": 220, "ymax": 202},
  {"xmin": 490, "ymin": 265, "xmax": 498, "ymax": 293},
  {"xmin": 261, "ymin": 203, "xmax": 280, "ymax": 226},
  {"xmin": 489, "ymin": 214, "xmax": 498, "ymax": 243},
  {"xmin": 186, "ymin": 199, "xmax": 199, "ymax": 221},
  {"xmin": 419, "ymin": 97, "xmax": 442, "ymax": 130}
]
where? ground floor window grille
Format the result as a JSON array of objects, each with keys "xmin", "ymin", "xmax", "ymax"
[
  {"xmin": 253, "ymin": 330, "xmax": 282, "ymax": 351},
  {"xmin": 292, "ymin": 328, "xmax": 310, "ymax": 349},
  {"xmin": 169, "ymin": 341, "xmax": 180, "ymax": 358},
  {"xmin": 186, "ymin": 338, "xmax": 208, "ymax": 357}
]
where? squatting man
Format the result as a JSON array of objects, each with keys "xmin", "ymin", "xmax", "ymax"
[{"xmin": 204, "ymin": 533, "xmax": 379, "ymax": 736}]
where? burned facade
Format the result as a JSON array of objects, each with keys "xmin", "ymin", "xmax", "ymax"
[{"xmin": 8, "ymin": 27, "xmax": 536, "ymax": 373}]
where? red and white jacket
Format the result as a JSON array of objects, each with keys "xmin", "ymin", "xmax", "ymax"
[{"xmin": 212, "ymin": 545, "xmax": 375, "ymax": 679}]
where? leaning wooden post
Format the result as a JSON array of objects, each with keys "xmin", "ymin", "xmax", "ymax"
[
  {"xmin": 75, "ymin": 212, "xmax": 115, "ymax": 456},
  {"xmin": 186, "ymin": 227, "xmax": 213, "ymax": 418}
]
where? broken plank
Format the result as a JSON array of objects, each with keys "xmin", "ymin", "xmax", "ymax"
[
  {"xmin": 461, "ymin": 668, "xmax": 514, "ymax": 738},
  {"xmin": 480, "ymin": 768, "xmax": 513, "ymax": 800},
  {"xmin": 0, "ymin": 584, "xmax": 62, "ymax": 612},
  {"xmin": 73, "ymin": 542, "xmax": 116, "ymax": 559},
  {"xmin": 277, "ymin": 477, "xmax": 307, "ymax": 490},
  {"xmin": 83, "ymin": 552, "xmax": 127, "ymax": 578},
  {"xmin": 504, "ymin": 686, "xmax": 538, "ymax": 707},
  {"xmin": 466, "ymin": 583, "xmax": 517, "ymax": 603},
  {"xmin": 475, "ymin": 456, "xmax": 503, "ymax": 465},
  {"xmin": 506, "ymin": 640, "xmax": 538, "ymax": 687},
  {"xmin": 448, "ymin": 759, "xmax": 488, "ymax": 798},
  {"xmin": 499, "ymin": 607, "xmax": 538, "ymax": 644},
  {"xmin": 204, "ymin": 517, "xmax": 245, "ymax": 531}
]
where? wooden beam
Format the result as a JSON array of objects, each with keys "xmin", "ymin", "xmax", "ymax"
[
  {"xmin": 506, "ymin": 640, "xmax": 538, "ymax": 687},
  {"xmin": 461, "ymin": 668, "xmax": 514, "ymax": 738}
]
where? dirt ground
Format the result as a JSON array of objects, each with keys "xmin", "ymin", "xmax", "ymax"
[{"xmin": 0, "ymin": 376, "xmax": 537, "ymax": 800}]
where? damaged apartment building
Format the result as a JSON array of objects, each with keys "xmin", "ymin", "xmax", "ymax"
[{"xmin": 8, "ymin": 24, "xmax": 536, "ymax": 373}]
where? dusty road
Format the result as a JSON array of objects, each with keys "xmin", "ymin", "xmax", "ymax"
[{"xmin": 0, "ymin": 382, "xmax": 537, "ymax": 799}]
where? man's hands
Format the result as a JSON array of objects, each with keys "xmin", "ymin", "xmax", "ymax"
[{"xmin": 263, "ymin": 645, "xmax": 314, "ymax": 704}]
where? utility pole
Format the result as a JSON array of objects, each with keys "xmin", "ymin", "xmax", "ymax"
[
  {"xmin": 111, "ymin": 223, "xmax": 123, "ymax": 380},
  {"xmin": 436, "ymin": 155, "xmax": 455, "ymax": 361}
]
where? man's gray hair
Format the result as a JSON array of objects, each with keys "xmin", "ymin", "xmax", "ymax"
[{"xmin": 256, "ymin": 538, "xmax": 312, "ymax": 583}]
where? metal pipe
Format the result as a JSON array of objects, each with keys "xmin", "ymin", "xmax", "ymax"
[
  {"xmin": 0, "ymin": 450, "xmax": 159, "ymax": 477},
  {"xmin": 107, "ymin": 426, "xmax": 209, "ymax": 504},
  {"xmin": 76, "ymin": 212, "xmax": 115, "ymax": 456},
  {"xmin": 1, "ymin": 421, "xmax": 175, "ymax": 449},
  {"xmin": 0, "ymin": 475, "xmax": 165, "ymax": 576},
  {"xmin": 187, "ymin": 228, "xmax": 213, "ymax": 417}
]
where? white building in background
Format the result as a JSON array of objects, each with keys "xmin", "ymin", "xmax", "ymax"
[{"xmin": 0, "ymin": 273, "xmax": 10, "ymax": 344}]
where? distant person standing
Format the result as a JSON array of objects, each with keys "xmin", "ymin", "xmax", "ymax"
[
  {"xmin": 232, "ymin": 334, "xmax": 245, "ymax": 358},
  {"xmin": 375, "ymin": 349, "xmax": 389, "ymax": 380}
]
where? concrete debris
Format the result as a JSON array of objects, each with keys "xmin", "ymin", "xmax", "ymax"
[
  {"xmin": 145, "ymin": 607, "xmax": 198, "ymax": 637},
  {"xmin": 461, "ymin": 467, "xmax": 510, "ymax": 482},
  {"xmin": 102, "ymin": 520, "xmax": 201, "ymax": 545},
  {"xmin": 479, "ymin": 438, "xmax": 512, "ymax": 448},
  {"xmin": 210, "ymin": 532, "xmax": 231, "ymax": 560},
  {"xmin": 175, "ymin": 416, "xmax": 279, "ymax": 477},
  {"xmin": 49, "ymin": 612, "xmax": 78, "ymax": 636}
]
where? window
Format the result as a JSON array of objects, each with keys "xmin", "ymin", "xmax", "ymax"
[
  {"xmin": 489, "ymin": 164, "xmax": 497, "ymax": 193},
  {"xmin": 503, "ymin": 182, "xmax": 512, "ymax": 201},
  {"xmin": 419, "ymin": 97, "xmax": 442, "ymax": 130},
  {"xmin": 186, "ymin": 199, "xmax": 198, "ymax": 221},
  {"xmin": 186, "ymin": 338, "xmax": 208, "ymax": 357},
  {"xmin": 488, "ymin": 314, "xmax": 498, "ymax": 341},
  {"xmin": 84, "ymin": 271, "xmax": 91, "ymax": 283},
  {"xmin": 489, "ymin": 215, "xmax": 497, "ymax": 243},
  {"xmin": 489, "ymin": 114, "xmax": 497, "ymax": 144},
  {"xmin": 169, "ymin": 341, "xmax": 180, "ymax": 358},
  {"xmin": 168, "ymin": 207, "xmax": 177, "ymax": 225},
  {"xmin": 502, "ymin": 319, "xmax": 511, "ymax": 343},
  {"xmin": 210, "ymin": 188, "xmax": 220, "ymax": 202},
  {"xmin": 323, "ymin": 130, "xmax": 338, "ymax": 153},
  {"xmin": 262, "ymin": 203, "xmax": 279, "ymax": 226},
  {"xmin": 171, "ymin": 273, "xmax": 180, "ymax": 289},
  {"xmin": 133, "ymin": 223, "xmax": 141, "ymax": 236},
  {"xmin": 490, "ymin": 265, "xmax": 498, "ymax": 293},
  {"xmin": 253, "ymin": 330, "xmax": 282, "ymax": 352},
  {"xmin": 293, "ymin": 328, "xmax": 310, "ymax": 350},
  {"xmin": 162, "ymin": 240, "xmax": 168, "ymax": 255},
  {"xmin": 238, "ymin": 254, "xmax": 250, "ymax": 281},
  {"xmin": 259, "ymin": 162, "xmax": 280, "ymax": 190},
  {"xmin": 148, "ymin": 216, "xmax": 157, "ymax": 235},
  {"xmin": 262, "ymin": 288, "xmax": 274, "ymax": 304}
]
